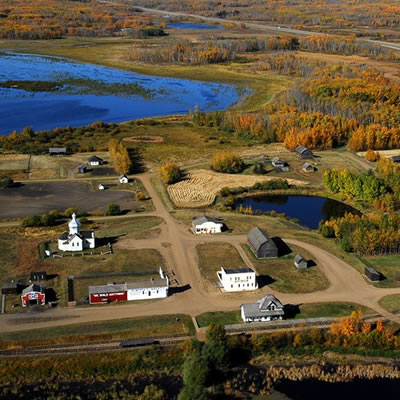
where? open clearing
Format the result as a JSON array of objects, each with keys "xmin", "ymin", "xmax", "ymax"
[
  {"xmin": 379, "ymin": 295, "xmax": 400, "ymax": 314},
  {"xmin": 168, "ymin": 169, "xmax": 307, "ymax": 207},
  {"xmin": 0, "ymin": 314, "xmax": 194, "ymax": 348},
  {"xmin": 0, "ymin": 182, "xmax": 134, "ymax": 218}
]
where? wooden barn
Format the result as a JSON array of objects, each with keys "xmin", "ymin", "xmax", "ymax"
[
  {"xmin": 248, "ymin": 227, "xmax": 278, "ymax": 259},
  {"xmin": 365, "ymin": 266, "xmax": 381, "ymax": 282},
  {"xmin": 295, "ymin": 146, "xmax": 314, "ymax": 159},
  {"xmin": 89, "ymin": 283, "xmax": 127, "ymax": 304},
  {"xmin": 21, "ymin": 284, "xmax": 46, "ymax": 307}
]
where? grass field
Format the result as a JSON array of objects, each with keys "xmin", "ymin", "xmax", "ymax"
[
  {"xmin": 195, "ymin": 302, "xmax": 374, "ymax": 327},
  {"xmin": 361, "ymin": 255, "xmax": 400, "ymax": 288},
  {"xmin": 378, "ymin": 295, "xmax": 400, "ymax": 313},
  {"xmin": 196, "ymin": 311, "xmax": 242, "ymax": 328},
  {"xmin": 196, "ymin": 242, "xmax": 245, "ymax": 284},
  {"xmin": 243, "ymin": 243, "xmax": 330, "ymax": 293},
  {"xmin": 293, "ymin": 302, "xmax": 375, "ymax": 319},
  {"xmin": 0, "ymin": 314, "xmax": 194, "ymax": 349}
]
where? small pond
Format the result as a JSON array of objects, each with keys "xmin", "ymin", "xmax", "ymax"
[
  {"xmin": 167, "ymin": 23, "xmax": 223, "ymax": 30},
  {"xmin": 0, "ymin": 51, "xmax": 240, "ymax": 134},
  {"xmin": 234, "ymin": 195, "xmax": 360, "ymax": 230}
]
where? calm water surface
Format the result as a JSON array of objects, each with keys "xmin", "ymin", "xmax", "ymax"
[
  {"xmin": 167, "ymin": 23, "xmax": 223, "ymax": 29},
  {"xmin": 235, "ymin": 195, "xmax": 360, "ymax": 229},
  {"xmin": 0, "ymin": 51, "xmax": 240, "ymax": 134}
]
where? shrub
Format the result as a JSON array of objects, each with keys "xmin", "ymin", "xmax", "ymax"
[
  {"xmin": 253, "ymin": 161, "xmax": 266, "ymax": 174},
  {"xmin": 159, "ymin": 162, "xmax": 182, "ymax": 184},
  {"xmin": 21, "ymin": 215, "xmax": 41, "ymax": 227},
  {"xmin": 136, "ymin": 190, "xmax": 147, "ymax": 201},
  {"xmin": 219, "ymin": 187, "xmax": 231, "ymax": 197},
  {"xmin": 0, "ymin": 175, "xmax": 13, "ymax": 188},
  {"xmin": 64, "ymin": 208, "xmax": 78, "ymax": 217},
  {"xmin": 211, "ymin": 152, "xmax": 245, "ymax": 174},
  {"xmin": 105, "ymin": 202, "xmax": 121, "ymax": 216},
  {"xmin": 365, "ymin": 149, "xmax": 381, "ymax": 162}
]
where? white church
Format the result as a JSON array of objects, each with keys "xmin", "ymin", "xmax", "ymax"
[{"xmin": 58, "ymin": 213, "xmax": 96, "ymax": 252}]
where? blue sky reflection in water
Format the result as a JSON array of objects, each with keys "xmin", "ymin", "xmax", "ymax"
[
  {"xmin": 0, "ymin": 52, "xmax": 240, "ymax": 134},
  {"xmin": 167, "ymin": 23, "xmax": 223, "ymax": 30},
  {"xmin": 235, "ymin": 195, "xmax": 360, "ymax": 230}
]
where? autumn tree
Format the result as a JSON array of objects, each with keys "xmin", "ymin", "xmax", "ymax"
[
  {"xmin": 159, "ymin": 162, "xmax": 182, "ymax": 184},
  {"xmin": 109, "ymin": 138, "xmax": 132, "ymax": 174},
  {"xmin": 365, "ymin": 149, "xmax": 380, "ymax": 162},
  {"xmin": 211, "ymin": 152, "xmax": 245, "ymax": 174}
]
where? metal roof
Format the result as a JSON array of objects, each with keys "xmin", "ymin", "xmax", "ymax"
[
  {"xmin": 88, "ymin": 155, "xmax": 103, "ymax": 162},
  {"xmin": 223, "ymin": 267, "xmax": 255, "ymax": 275},
  {"xmin": 247, "ymin": 227, "xmax": 275, "ymax": 252},
  {"xmin": 22, "ymin": 284, "xmax": 45, "ymax": 295},
  {"xmin": 49, "ymin": 147, "xmax": 66, "ymax": 153},
  {"xmin": 192, "ymin": 216, "xmax": 222, "ymax": 225},
  {"xmin": 294, "ymin": 254, "xmax": 305, "ymax": 263},
  {"xmin": 241, "ymin": 295, "xmax": 285, "ymax": 318},
  {"xmin": 89, "ymin": 283, "xmax": 127, "ymax": 295},
  {"xmin": 295, "ymin": 145, "xmax": 312, "ymax": 154},
  {"xmin": 127, "ymin": 278, "xmax": 168, "ymax": 289}
]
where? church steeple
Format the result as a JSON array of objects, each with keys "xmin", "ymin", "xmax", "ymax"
[{"xmin": 68, "ymin": 213, "xmax": 80, "ymax": 235}]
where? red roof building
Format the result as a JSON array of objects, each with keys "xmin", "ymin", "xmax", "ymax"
[{"xmin": 21, "ymin": 284, "xmax": 46, "ymax": 307}]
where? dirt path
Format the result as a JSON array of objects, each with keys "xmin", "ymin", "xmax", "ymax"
[{"xmin": 2, "ymin": 171, "xmax": 400, "ymax": 332}]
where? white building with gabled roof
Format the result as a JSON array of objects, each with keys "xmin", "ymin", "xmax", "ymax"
[
  {"xmin": 241, "ymin": 295, "xmax": 285, "ymax": 323},
  {"xmin": 58, "ymin": 213, "xmax": 95, "ymax": 252},
  {"xmin": 192, "ymin": 216, "xmax": 223, "ymax": 234},
  {"xmin": 217, "ymin": 267, "xmax": 258, "ymax": 292}
]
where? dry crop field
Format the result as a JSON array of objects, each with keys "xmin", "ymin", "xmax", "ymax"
[{"xmin": 167, "ymin": 169, "xmax": 307, "ymax": 207}]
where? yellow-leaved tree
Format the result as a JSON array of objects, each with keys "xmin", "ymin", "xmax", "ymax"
[{"xmin": 109, "ymin": 138, "xmax": 132, "ymax": 174}]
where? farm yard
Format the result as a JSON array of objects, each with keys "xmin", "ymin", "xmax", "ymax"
[
  {"xmin": 167, "ymin": 169, "xmax": 307, "ymax": 207},
  {"xmin": 0, "ymin": 182, "xmax": 136, "ymax": 219}
]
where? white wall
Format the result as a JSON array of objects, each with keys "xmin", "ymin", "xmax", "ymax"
[
  {"xmin": 127, "ymin": 286, "xmax": 168, "ymax": 301},
  {"xmin": 194, "ymin": 222, "xmax": 223, "ymax": 234},
  {"xmin": 219, "ymin": 270, "xmax": 257, "ymax": 292}
]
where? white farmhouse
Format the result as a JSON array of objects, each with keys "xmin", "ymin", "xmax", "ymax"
[
  {"xmin": 119, "ymin": 174, "xmax": 129, "ymax": 184},
  {"xmin": 88, "ymin": 155, "xmax": 104, "ymax": 166},
  {"xmin": 241, "ymin": 295, "xmax": 285, "ymax": 323},
  {"xmin": 58, "ymin": 213, "xmax": 95, "ymax": 252},
  {"xmin": 127, "ymin": 268, "xmax": 169, "ymax": 300},
  {"xmin": 217, "ymin": 267, "xmax": 258, "ymax": 292},
  {"xmin": 192, "ymin": 216, "xmax": 223, "ymax": 234}
]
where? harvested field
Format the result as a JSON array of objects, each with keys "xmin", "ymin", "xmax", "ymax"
[
  {"xmin": 123, "ymin": 135, "xmax": 164, "ymax": 143},
  {"xmin": 357, "ymin": 149, "xmax": 400, "ymax": 158},
  {"xmin": 167, "ymin": 169, "xmax": 307, "ymax": 207}
]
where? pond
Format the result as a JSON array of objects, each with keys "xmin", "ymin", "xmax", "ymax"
[
  {"xmin": 167, "ymin": 23, "xmax": 223, "ymax": 30},
  {"xmin": 234, "ymin": 195, "xmax": 360, "ymax": 230},
  {"xmin": 0, "ymin": 51, "xmax": 240, "ymax": 134}
]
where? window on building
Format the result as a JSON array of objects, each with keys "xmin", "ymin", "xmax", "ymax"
[{"xmin": 231, "ymin": 284, "xmax": 233, "ymax": 288}]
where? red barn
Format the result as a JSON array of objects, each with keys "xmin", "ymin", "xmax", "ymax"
[
  {"xmin": 21, "ymin": 284, "xmax": 46, "ymax": 307},
  {"xmin": 89, "ymin": 283, "xmax": 127, "ymax": 304}
]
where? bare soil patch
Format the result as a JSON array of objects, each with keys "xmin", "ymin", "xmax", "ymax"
[
  {"xmin": 167, "ymin": 169, "xmax": 307, "ymax": 207},
  {"xmin": 0, "ymin": 182, "xmax": 134, "ymax": 219},
  {"xmin": 357, "ymin": 149, "xmax": 400, "ymax": 158},
  {"xmin": 123, "ymin": 135, "xmax": 164, "ymax": 143}
]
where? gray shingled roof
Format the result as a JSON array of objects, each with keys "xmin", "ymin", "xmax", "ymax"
[
  {"xmin": 295, "ymin": 145, "xmax": 310, "ymax": 154},
  {"xmin": 391, "ymin": 156, "xmax": 400, "ymax": 162},
  {"xmin": 248, "ymin": 227, "xmax": 274, "ymax": 252},
  {"xmin": 59, "ymin": 231, "xmax": 93, "ymax": 242},
  {"xmin": 127, "ymin": 278, "xmax": 168, "ymax": 289},
  {"xmin": 89, "ymin": 283, "xmax": 127, "ymax": 295},
  {"xmin": 241, "ymin": 295, "xmax": 284, "ymax": 318},
  {"xmin": 88, "ymin": 155, "xmax": 103, "ymax": 162},
  {"xmin": 294, "ymin": 254, "xmax": 305, "ymax": 264},
  {"xmin": 193, "ymin": 216, "xmax": 221, "ymax": 225}
]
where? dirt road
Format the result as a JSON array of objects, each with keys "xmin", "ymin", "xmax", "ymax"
[{"xmin": 2, "ymin": 171, "xmax": 400, "ymax": 333}]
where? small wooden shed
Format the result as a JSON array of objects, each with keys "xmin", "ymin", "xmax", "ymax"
[
  {"xmin": 294, "ymin": 254, "xmax": 308, "ymax": 270},
  {"xmin": 365, "ymin": 266, "xmax": 381, "ymax": 282}
]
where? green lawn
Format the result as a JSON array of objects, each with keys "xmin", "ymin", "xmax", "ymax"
[
  {"xmin": 293, "ymin": 302, "xmax": 375, "ymax": 319},
  {"xmin": 0, "ymin": 314, "xmax": 194, "ymax": 348},
  {"xmin": 196, "ymin": 242, "xmax": 245, "ymax": 284},
  {"xmin": 243, "ymin": 244, "xmax": 330, "ymax": 293},
  {"xmin": 196, "ymin": 311, "xmax": 242, "ymax": 328},
  {"xmin": 378, "ymin": 295, "xmax": 400, "ymax": 313},
  {"xmin": 362, "ymin": 255, "xmax": 400, "ymax": 288}
]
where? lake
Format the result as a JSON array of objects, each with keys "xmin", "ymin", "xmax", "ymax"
[
  {"xmin": 167, "ymin": 23, "xmax": 223, "ymax": 30},
  {"xmin": 0, "ymin": 51, "xmax": 240, "ymax": 134},
  {"xmin": 234, "ymin": 195, "xmax": 360, "ymax": 229}
]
